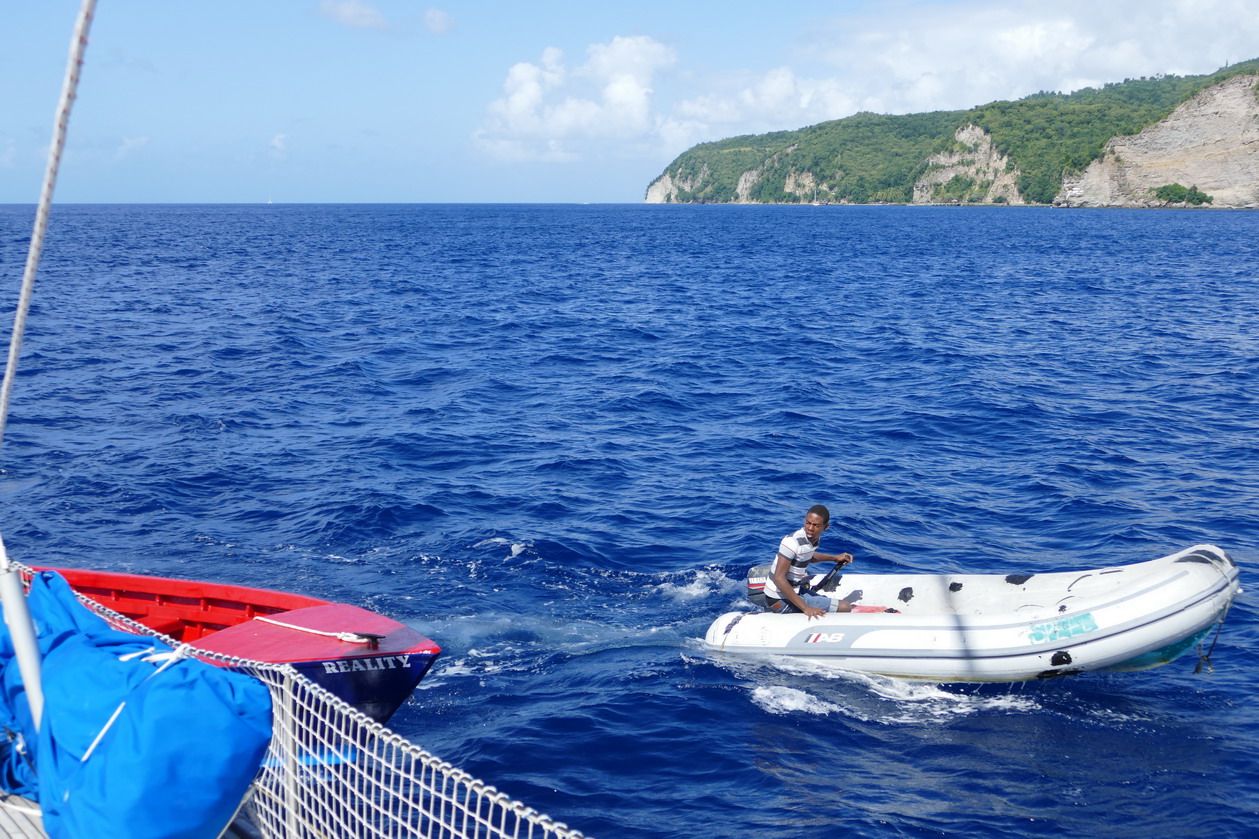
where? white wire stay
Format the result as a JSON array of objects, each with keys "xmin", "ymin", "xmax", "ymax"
[
  {"xmin": 0, "ymin": 0, "xmax": 98, "ymax": 446},
  {"xmin": 0, "ymin": 0, "xmax": 98, "ymax": 747}
]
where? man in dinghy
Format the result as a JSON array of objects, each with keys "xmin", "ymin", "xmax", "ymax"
[{"xmin": 763, "ymin": 505, "xmax": 854, "ymax": 619}]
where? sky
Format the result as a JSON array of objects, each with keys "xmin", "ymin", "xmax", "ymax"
[{"xmin": 2, "ymin": 0, "xmax": 1258, "ymax": 204}]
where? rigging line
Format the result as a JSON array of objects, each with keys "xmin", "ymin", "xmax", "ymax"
[{"xmin": 0, "ymin": 0, "xmax": 98, "ymax": 447}]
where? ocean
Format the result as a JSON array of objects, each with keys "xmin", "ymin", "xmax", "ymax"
[{"xmin": 0, "ymin": 203, "xmax": 1256, "ymax": 838}]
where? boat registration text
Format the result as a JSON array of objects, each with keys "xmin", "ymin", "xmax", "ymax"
[{"xmin": 323, "ymin": 655, "xmax": 413, "ymax": 674}]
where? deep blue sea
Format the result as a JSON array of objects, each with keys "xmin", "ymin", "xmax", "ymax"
[{"xmin": 1, "ymin": 203, "xmax": 1257, "ymax": 838}]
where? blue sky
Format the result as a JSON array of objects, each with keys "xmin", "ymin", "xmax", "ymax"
[{"xmin": 3, "ymin": 0, "xmax": 1257, "ymax": 203}]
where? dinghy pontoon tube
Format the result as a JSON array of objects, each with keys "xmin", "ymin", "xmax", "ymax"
[{"xmin": 705, "ymin": 545, "xmax": 1241, "ymax": 682}]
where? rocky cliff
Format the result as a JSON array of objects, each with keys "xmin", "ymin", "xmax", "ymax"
[
  {"xmin": 646, "ymin": 72, "xmax": 1259, "ymax": 208},
  {"xmin": 1056, "ymin": 75, "xmax": 1259, "ymax": 208},
  {"xmin": 912, "ymin": 124, "xmax": 1025, "ymax": 205},
  {"xmin": 645, "ymin": 167, "xmax": 708, "ymax": 204}
]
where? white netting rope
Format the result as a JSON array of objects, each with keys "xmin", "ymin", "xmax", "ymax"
[{"xmin": 11, "ymin": 561, "xmax": 589, "ymax": 839}]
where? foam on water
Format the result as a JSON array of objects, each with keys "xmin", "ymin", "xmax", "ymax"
[{"xmin": 735, "ymin": 655, "xmax": 1044, "ymax": 725}]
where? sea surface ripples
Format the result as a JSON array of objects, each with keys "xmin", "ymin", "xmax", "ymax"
[{"xmin": 1, "ymin": 203, "xmax": 1256, "ymax": 837}]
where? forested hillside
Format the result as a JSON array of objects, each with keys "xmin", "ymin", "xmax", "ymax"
[{"xmin": 647, "ymin": 59, "xmax": 1259, "ymax": 205}]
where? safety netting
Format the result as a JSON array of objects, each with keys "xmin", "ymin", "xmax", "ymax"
[{"xmin": 8, "ymin": 560, "xmax": 589, "ymax": 839}]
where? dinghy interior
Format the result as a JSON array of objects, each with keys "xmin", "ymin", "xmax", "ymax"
[{"xmin": 36, "ymin": 565, "xmax": 441, "ymax": 723}]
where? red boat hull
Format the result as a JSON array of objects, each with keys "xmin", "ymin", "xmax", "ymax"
[{"xmin": 39, "ymin": 567, "xmax": 440, "ymax": 723}]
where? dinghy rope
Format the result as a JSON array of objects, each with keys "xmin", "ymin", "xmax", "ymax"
[
  {"xmin": 254, "ymin": 615, "xmax": 385, "ymax": 645},
  {"xmin": 1193, "ymin": 553, "xmax": 1239, "ymax": 674},
  {"xmin": 1193, "ymin": 597, "xmax": 1233, "ymax": 674}
]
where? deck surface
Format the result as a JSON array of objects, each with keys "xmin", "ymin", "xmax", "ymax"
[
  {"xmin": 0, "ymin": 797, "xmax": 45, "ymax": 838},
  {"xmin": 0, "ymin": 796, "xmax": 260, "ymax": 838}
]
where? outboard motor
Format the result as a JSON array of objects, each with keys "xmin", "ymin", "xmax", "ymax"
[{"xmin": 745, "ymin": 563, "xmax": 773, "ymax": 609}]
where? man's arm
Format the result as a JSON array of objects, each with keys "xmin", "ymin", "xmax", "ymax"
[
  {"xmin": 771, "ymin": 554, "xmax": 827, "ymax": 619},
  {"xmin": 811, "ymin": 551, "xmax": 853, "ymax": 566}
]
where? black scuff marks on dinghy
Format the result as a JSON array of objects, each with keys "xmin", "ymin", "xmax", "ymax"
[
  {"xmin": 1035, "ymin": 651, "xmax": 1081, "ymax": 679},
  {"xmin": 721, "ymin": 614, "xmax": 744, "ymax": 636},
  {"xmin": 1177, "ymin": 548, "xmax": 1234, "ymax": 567},
  {"xmin": 897, "ymin": 587, "xmax": 913, "ymax": 603},
  {"xmin": 1006, "ymin": 574, "xmax": 1034, "ymax": 585},
  {"xmin": 948, "ymin": 582, "xmax": 962, "ymax": 592}
]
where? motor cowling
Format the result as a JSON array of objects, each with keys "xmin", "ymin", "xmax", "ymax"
[{"xmin": 745, "ymin": 563, "xmax": 774, "ymax": 609}]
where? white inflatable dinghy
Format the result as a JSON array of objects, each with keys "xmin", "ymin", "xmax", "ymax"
[{"xmin": 705, "ymin": 544, "xmax": 1240, "ymax": 682}]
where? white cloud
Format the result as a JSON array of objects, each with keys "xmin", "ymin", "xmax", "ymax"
[
  {"xmin": 662, "ymin": 0, "xmax": 1259, "ymax": 154},
  {"xmin": 474, "ymin": 0, "xmax": 1259, "ymax": 166},
  {"xmin": 270, "ymin": 134, "xmax": 288, "ymax": 159},
  {"xmin": 425, "ymin": 8, "xmax": 454, "ymax": 35},
  {"xmin": 474, "ymin": 36, "xmax": 677, "ymax": 161},
  {"xmin": 319, "ymin": 0, "xmax": 388, "ymax": 30},
  {"xmin": 800, "ymin": 0, "xmax": 1259, "ymax": 114},
  {"xmin": 115, "ymin": 137, "xmax": 148, "ymax": 161}
]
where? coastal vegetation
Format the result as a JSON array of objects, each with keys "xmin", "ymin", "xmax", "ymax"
[
  {"xmin": 650, "ymin": 58, "xmax": 1259, "ymax": 205},
  {"xmin": 1151, "ymin": 183, "xmax": 1213, "ymax": 205}
]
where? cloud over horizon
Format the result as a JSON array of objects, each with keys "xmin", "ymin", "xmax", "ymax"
[
  {"xmin": 425, "ymin": 8, "xmax": 454, "ymax": 36},
  {"xmin": 474, "ymin": 0, "xmax": 1259, "ymax": 165},
  {"xmin": 319, "ymin": 0, "xmax": 388, "ymax": 31},
  {"xmin": 474, "ymin": 35, "xmax": 678, "ymax": 162}
]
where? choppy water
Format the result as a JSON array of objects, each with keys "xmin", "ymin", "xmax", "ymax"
[{"xmin": 1, "ymin": 203, "xmax": 1257, "ymax": 838}]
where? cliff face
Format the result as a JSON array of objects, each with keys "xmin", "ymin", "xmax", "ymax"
[
  {"xmin": 644, "ymin": 145, "xmax": 804, "ymax": 203},
  {"xmin": 645, "ymin": 168, "xmax": 706, "ymax": 204},
  {"xmin": 911, "ymin": 124, "xmax": 1025, "ymax": 205},
  {"xmin": 734, "ymin": 145, "xmax": 801, "ymax": 203},
  {"xmin": 646, "ymin": 73, "xmax": 1259, "ymax": 207},
  {"xmin": 1057, "ymin": 75, "xmax": 1259, "ymax": 208}
]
